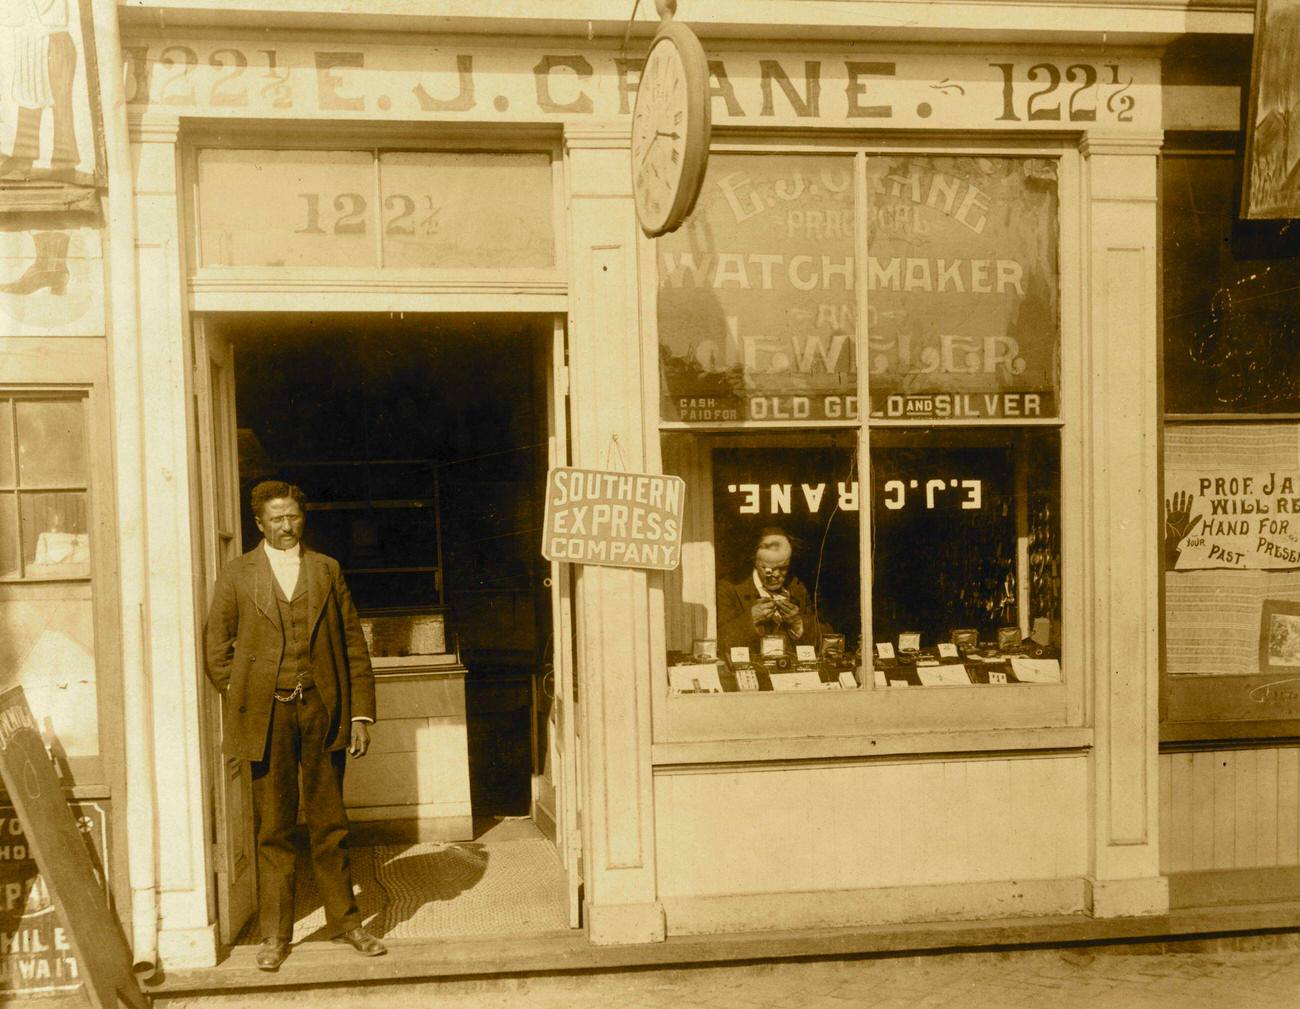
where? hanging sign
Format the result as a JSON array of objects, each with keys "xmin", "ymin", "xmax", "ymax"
[
  {"xmin": 1240, "ymin": 0, "xmax": 1300, "ymax": 218},
  {"xmin": 0, "ymin": 688, "xmax": 146, "ymax": 1009},
  {"xmin": 542, "ymin": 467, "xmax": 685, "ymax": 570},
  {"xmin": 1165, "ymin": 471, "xmax": 1300, "ymax": 570}
]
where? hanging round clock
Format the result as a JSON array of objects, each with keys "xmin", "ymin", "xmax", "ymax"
[{"xmin": 630, "ymin": 19, "xmax": 712, "ymax": 238}]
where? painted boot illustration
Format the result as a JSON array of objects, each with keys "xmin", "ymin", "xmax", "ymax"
[{"xmin": 0, "ymin": 232, "xmax": 71, "ymax": 296}]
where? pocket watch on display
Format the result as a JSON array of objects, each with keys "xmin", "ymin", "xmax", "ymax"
[{"xmin": 630, "ymin": 12, "xmax": 711, "ymax": 237}]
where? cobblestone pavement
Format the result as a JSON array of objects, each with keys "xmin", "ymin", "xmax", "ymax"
[{"xmin": 158, "ymin": 945, "xmax": 1300, "ymax": 1009}]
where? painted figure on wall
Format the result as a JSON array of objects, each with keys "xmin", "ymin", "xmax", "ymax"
[
  {"xmin": 0, "ymin": 0, "xmax": 97, "ymax": 186},
  {"xmin": 1, "ymin": 0, "xmax": 78, "ymax": 180}
]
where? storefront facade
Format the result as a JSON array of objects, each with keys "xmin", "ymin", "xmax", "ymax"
[{"xmin": 2, "ymin": 0, "xmax": 1291, "ymax": 987}]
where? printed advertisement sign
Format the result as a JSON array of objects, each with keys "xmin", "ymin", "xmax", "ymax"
[
  {"xmin": 0, "ymin": 801, "xmax": 105, "ymax": 995},
  {"xmin": 542, "ymin": 467, "xmax": 685, "ymax": 570},
  {"xmin": 1165, "ymin": 471, "xmax": 1300, "ymax": 570},
  {"xmin": 657, "ymin": 154, "xmax": 1059, "ymax": 423}
]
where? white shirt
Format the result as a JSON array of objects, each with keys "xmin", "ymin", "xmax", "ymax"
[{"xmin": 263, "ymin": 540, "xmax": 301, "ymax": 599}]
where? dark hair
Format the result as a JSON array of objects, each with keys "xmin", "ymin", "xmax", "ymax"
[{"xmin": 250, "ymin": 480, "xmax": 306, "ymax": 517}]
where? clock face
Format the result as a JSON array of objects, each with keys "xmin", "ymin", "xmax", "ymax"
[{"xmin": 631, "ymin": 22, "xmax": 711, "ymax": 237}]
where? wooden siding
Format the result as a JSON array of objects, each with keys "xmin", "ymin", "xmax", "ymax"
[
  {"xmin": 655, "ymin": 756, "xmax": 1087, "ymax": 898},
  {"xmin": 1160, "ymin": 747, "xmax": 1300, "ymax": 873}
]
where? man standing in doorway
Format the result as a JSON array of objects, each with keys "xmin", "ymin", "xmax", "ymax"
[{"xmin": 204, "ymin": 480, "xmax": 385, "ymax": 970}]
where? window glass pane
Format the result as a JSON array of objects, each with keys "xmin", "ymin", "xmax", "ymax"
[
  {"xmin": 0, "ymin": 401, "xmax": 13, "ymax": 488},
  {"xmin": 20, "ymin": 491, "xmax": 90, "ymax": 579},
  {"xmin": 197, "ymin": 149, "xmax": 376, "ymax": 268},
  {"xmin": 0, "ymin": 494, "xmax": 18, "ymax": 578},
  {"xmin": 657, "ymin": 153, "xmax": 858, "ymax": 423},
  {"xmin": 664, "ymin": 431, "xmax": 862, "ymax": 693},
  {"xmin": 16, "ymin": 399, "xmax": 86, "ymax": 487},
  {"xmin": 865, "ymin": 155, "xmax": 1060, "ymax": 420},
  {"xmin": 379, "ymin": 152, "xmax": 555, "ymax": 269},
  {"xmin": 0, "ymin": 592, "xmax": 99, "ymax": 757},
  {"xmin": 869, "ymin": 429, "xmax": 1061, "ymax": 685},
  {"xmin": 1162, "ymin": 153, "xmax": 1300, "ymax": 413}
]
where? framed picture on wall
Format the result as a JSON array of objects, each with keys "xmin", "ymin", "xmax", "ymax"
[
  {"xmin": 1241, "ymin": 0, "xmax": 1300, "ymax": 218},
  {"xmin": 1259, "ymin": 599, "xmax": 1300, "ymax": 674}
]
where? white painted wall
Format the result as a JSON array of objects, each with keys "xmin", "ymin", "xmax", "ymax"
[{"xmin": 656, "ymin": 756, "xmax": 1088, "ymax": 894}]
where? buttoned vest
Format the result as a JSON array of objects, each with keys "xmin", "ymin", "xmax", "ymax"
[{"xmin": 272, "ymin": 566, "xmax": 311, "ymax": 689}]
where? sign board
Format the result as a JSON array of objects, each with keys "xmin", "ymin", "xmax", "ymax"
[
  {"xmin": 0, "ymin": 801, "xmax": 106, "ymax": 996},
  {"xmin": 122, "ymin": 40, "xmax": 1158, "ymax": 134},
  {"xmin": 0, "ymin": 688, "xmax": 146, "ymax": 1009},
  {"xmin": 1165, "ymin": 471, "xmax": 1300, "ymax": 570},
  {"xmin": 542, "ymin": 467, "xmax": 685, "ymax": 570}
]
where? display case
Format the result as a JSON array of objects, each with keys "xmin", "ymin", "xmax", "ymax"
[{"xmin": 282, "ymin": 458, "xmax": 444, "ymax": 614}]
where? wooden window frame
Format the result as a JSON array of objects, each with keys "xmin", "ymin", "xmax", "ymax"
[{"xmin": 644, "ymin": 136, "xmax": 1086, "ymax": 761}]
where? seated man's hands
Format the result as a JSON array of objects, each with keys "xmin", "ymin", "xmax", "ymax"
[
  {"xmin": 751, "ymin": 595, "xmax": 805, "ymax": 639},
  {"xmin": 751, "ymin": 598, "xmax": 778, "ymax": 627},
  {"xmin": 772, "ymin": 595, "xmax": 800, "ymax": 619}
]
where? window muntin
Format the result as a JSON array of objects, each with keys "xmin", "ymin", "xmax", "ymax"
[
  {"xmin": 657, "ymin": 149, "xmax": 1063, "ymax": 697},
  {"xmin": 0, "ymin": 396, "xmax": 90, "ymax": 581},
  {"xmin": 0, "ymin": 392, "xmax": 99, "ymax": 762}
]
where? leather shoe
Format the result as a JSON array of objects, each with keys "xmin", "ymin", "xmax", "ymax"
[
  {"xmin": 331, "ymin": 926, "xmax": 386, "ymax": 957},
  {"xmin": 255, "ymin": 937, "xmax": 290, "ymax": 971}
]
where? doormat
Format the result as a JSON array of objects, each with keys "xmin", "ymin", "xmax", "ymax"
[{"xmin": 283, "ymin": 837, "xmax": 569, "ymax": 942}]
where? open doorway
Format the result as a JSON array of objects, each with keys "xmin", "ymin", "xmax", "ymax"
[{"xmin": 195, "ymin": 311, "xmax": 579, "ymax": 946}]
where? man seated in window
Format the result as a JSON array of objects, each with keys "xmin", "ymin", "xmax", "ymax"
[{"xmin": 717, "ymin": 527, "xmax": 825, "ymax": 657}]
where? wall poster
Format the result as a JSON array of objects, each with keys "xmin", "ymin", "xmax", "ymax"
[
  {"xmin": 1164, "ymin": 425, "xmax": 1300, "ymax": 682},
  {"xmin": 1242, "ymin": 0, "xmax": 1300, "ymax": 218},
  {"xmin": 656, "ymin": 153, "xmax": 1059, "ymax": 423}
]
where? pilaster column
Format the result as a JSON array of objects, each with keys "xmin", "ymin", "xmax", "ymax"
[
  {"xmin": 128, "ymin": 111, "xmax": 218, "ymax": 965},
  {"xmin": 1080, "ymin": 133, "xmax": 1168, "ymax": 918},
  {"xmin": 564, "ymin": 123, "xmax": 665, "ymax": 945}
]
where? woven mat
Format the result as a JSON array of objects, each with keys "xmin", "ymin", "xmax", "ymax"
[{"xmin": 285, "ymin": 837, "xmax": 568, "ymax": 942}]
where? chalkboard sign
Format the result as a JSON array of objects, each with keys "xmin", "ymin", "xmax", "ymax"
[
  {"xmin": 0, "ymin": 688, "xmax": 146, "ymax": 1009},
  {"xmin": 1163, "ymin": 150, "xmax": 1300, "ymax": 414},
  {"xmin": 0, "ymin": 800, "xmax": 107, "ymax": 996}
]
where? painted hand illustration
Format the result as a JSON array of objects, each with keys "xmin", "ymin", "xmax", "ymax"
[{"xmin": 1165, "ymin": 490, "xmax": 1202, "ymax": 569}]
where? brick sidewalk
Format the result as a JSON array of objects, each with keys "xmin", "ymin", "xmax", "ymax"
[{"xmin": 156, "ymin": 946, "xmax": 1300, "ymax": 1009}]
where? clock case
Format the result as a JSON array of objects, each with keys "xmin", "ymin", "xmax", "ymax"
[{"xmin": 630, "ymin": 19, "xmax": 713, "ymax": 238}]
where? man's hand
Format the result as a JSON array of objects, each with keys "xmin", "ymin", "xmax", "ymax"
[
  {"xmin": 348, "ymin": 721, "xmax": 371, "ymax": 758},
  {"xmin": 751, "ymin": 598, "xmax": 778, "ymax": 628},
  {"xmin": 772, "ymin": 596, "xmax": 800, "ymax": 619}
]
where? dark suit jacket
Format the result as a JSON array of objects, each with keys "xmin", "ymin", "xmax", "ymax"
[
  {"xmin": 204, "ymin": 544, "xmax": 376, "ymax": 761},
  {"xmin": 716, "ymin": 573, "xmax": 820, "ymax": 656}
]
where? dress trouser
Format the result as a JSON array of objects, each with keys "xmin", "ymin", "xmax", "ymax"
[
  {"xmin": 250, "ymin": 687, "xmax": 362, "ymax": 941},
  {"xmin": 10, "ymin": 32, "xmax": 79, "ymax": 168}
]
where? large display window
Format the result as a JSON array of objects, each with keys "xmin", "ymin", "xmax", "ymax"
[
  {"xmin": 652, "ymin": 145, "xmax": 1079, "ymax": 747},
  {"xmin": 1161, "ymin": 138, "xmax": 1300, "ymax": 741}
]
